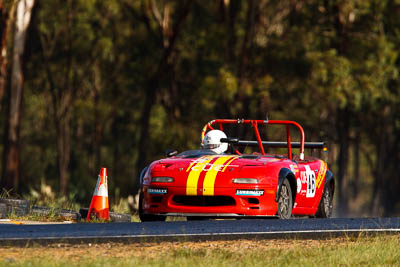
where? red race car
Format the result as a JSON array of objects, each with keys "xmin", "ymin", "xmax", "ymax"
[{"xmin": 139, "ymin": 119, "xmax": 334, "ymax": 221}]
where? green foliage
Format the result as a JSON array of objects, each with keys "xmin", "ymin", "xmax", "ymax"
[
  {"xmin": 24, "ymin": 179, "xmax": 79, "ymax": 210},
  {"xmin": 1, "ymin": 0, "xmax": 400, "ymax": 215}
]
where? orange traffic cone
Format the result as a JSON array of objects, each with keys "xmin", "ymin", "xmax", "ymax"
[{"xmin": 87, "ymin": 167, "xmax": 109, "ymax": 221}]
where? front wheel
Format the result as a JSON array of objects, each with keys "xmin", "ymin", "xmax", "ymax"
[
  {"xmin": 315, "ymin": 184, "xmax": 333, "ymax": 218},
  {"xmin": 138, "ymin": 191, "xmax": 166, "ymax": 222},
  {"xmin": 277, "ymin": 179, "xmax": 293, "ymax": 219}
]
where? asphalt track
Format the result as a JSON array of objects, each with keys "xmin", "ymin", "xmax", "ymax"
[{"xmin": 0, "ymin": 217, "xmax": 399, "ymax": 246}]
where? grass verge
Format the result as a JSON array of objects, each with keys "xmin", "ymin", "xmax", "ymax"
[{"xmin": 0, "ymin": 234, "xmax": 399, "ymax": 266}]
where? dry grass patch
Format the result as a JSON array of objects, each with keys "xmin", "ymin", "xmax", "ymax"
[{"xmin": 0, "ymin": 235, "xmax": 399, "ymax": 266}]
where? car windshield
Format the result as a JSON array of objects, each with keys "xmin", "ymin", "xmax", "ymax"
[{"xmin": 177, "ymin": 149, "xmax": 217, "ymax": 158}]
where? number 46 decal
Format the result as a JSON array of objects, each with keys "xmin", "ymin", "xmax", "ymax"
[{"xmin": 305, "ymin": 165, "xmax": 316, "ymax": 198}]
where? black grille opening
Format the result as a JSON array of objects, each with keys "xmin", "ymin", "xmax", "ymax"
[
  {"xmin": 248, "ymin": 198, "xmax": 260, "ymax": 204},
  {"xmin": 172, "ymin": 196, "xmax": 236, "ymax": 207}
]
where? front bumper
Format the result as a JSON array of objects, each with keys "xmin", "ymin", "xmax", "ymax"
[{"xmin": 141, "ymin": 185, "xmax": 278, "ymax": 217}]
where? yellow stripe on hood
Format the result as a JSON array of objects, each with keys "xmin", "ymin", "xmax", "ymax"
[
  {"xmin": 202, "ymin": 156, "xmax": 235, "ymax": 196},
  {"xmin": 186, "ymin": 156, "xmax": 216, "ymax": 195}
]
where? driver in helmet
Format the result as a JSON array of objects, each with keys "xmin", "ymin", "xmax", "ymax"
[{"xmin": 202, "ymin": 129, "xmax": 228, "ymax": 154}]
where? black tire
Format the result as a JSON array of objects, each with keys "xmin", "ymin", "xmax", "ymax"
[
  {"xmin": 0, "ymin": 203, "xmax": 7, "ymax": 219},
  {"xmin": 0, "ymin": 198, "xmax": 30, "ymax": 217},
  {"xmin": 277, "ymin": 179, "xmax": 293, "ymax": 219},
  {"xmin": 315, "ymin": 184, "xmax": 333, "ymax": 218},
  {"xmin": 139, "ymin": 191, "xmax": 166, "ymax": 222}
]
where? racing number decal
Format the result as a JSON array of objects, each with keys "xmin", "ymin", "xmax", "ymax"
[{"xmin": 305, "ymin": 165, "xmax": 316, "ymax": 198}]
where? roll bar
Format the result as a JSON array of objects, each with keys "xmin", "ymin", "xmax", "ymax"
[{"xmin": 201, "ymin": 119, "xmax": 309, "ymax": 160}]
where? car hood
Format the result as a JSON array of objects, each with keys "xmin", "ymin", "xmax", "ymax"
[{"xmin": 147, "ymin": 154, "xmax": 289, "ymax": 192}]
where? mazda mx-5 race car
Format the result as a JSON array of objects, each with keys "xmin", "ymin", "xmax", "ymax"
[{"xmin": 139, "ymin": 119, "xmax": 334, "ymax": 221}]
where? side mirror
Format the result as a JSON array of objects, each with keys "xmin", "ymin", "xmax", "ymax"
[{"xmin": 165, "ymin": 149, "xmax": 178, "ymax": 157}]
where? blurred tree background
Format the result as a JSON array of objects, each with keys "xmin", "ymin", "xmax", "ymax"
[{"xmin": 1, "ymin": 0, "xmax": 400, "ymax": 217}]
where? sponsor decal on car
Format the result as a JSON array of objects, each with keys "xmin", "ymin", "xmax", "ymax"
[
  {"xmin": 316, "ymin": 161, "xmax": 327, "ymax": 189},
  {"xmin": 290, "ymin": 164, "xmax": 299, "ymax": 174},
  {"xmin": 148, "ymin": 188, "xmax": 168, "ymax": 194},
  {"xmin": 236, "ymin": 189, "xmax": 264, "ymax": 196}
]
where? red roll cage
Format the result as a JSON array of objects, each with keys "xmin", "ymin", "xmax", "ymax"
[{"xmin": 201, "ymin": 119, "xmax": 307, "ymax": 160}]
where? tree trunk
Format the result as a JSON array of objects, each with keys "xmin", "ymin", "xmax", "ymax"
[
  {"xmin": 136, "ymin": 78, "xmax": 158, "ymax": 189},
  {"xmin": 370, "ymin": 106, "xmax": 392, "ymax": 216},
  {"xmin": 0, "ymin": 0, "xmax": 16, "ymax": 111},
  {"xmin": 336, "ymin": 107, "xmax": 350, "ymax": 216},
  {"xmin": 57, "ymin": 111, "xmax": 71, "ymax": 196},
  {"xmin": 227, "ymin": 0, "xmax": 240, "ymax": 63},
  {"xmin": 135, "ymin": 0, "xmax": 192, "ymax": 191},
  {"xmin": 88, "ymin": 70, "xmax": 102, "ymax": 175},
  {"xmin": 39, "ymin": 0, "xmax": 101, "ymax": 196},
  {"xmin": 352, "ymin": 127, "xmax": 360, "ymax": 198},
  {"xmin": 2, "ymin": 0, "xmax": 35, "ymax": 191},
  {"xmin": 382, "ymin": 125, "xmax": 400, "ymax": 216}
]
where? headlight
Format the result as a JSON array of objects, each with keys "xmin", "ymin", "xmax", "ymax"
[
  {"xmin": 152, "ymin": 177, "xmax": 174, "ymax": 183},
  {"xmin": 232, "ymin": 178, "xmax": 259, "ymax": 184}
]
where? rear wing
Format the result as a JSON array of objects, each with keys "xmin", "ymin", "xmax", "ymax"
[
  {"xmin": 221, "ymin": 139, "xmax": 327, "ymax": 150},
  {"xmin": 201, "ymin": 119, "xmax": 326, "ymax": 160}
]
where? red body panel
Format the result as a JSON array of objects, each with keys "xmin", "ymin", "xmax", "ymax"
[{"xmin": 141, "ymin": 154, "xmax": 329, "ymax": 217}]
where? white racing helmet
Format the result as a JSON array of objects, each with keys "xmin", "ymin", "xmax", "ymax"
[{"xmin": 203, "ymin": 130, "xmax": 228, "ymax": 154}]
